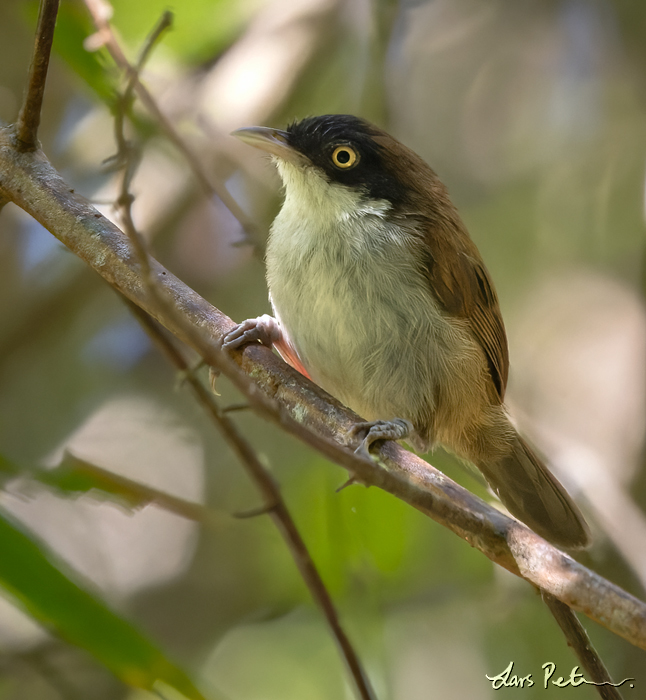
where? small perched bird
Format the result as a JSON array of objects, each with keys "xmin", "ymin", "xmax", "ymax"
[{"xmin": 225, "ymin": 114, "xmax": 590, "ymax": 549}]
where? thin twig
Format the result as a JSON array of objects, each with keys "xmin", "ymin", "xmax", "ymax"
[
  {"xmin": 222, "ymin": 402, "xmax": 251, "ymax": 413},
  {"xmin": 2, "ymin": 137, "xmax": 646, "ymax": 652},
  {"xmin": 83, "ymin": 0, "xmax": 261, "ymax": 246},
  {"xmin": 127, "ymin": 301, "xmax": 377, "ymax": 700},
  {"xmin": 541, "ymin": 592, "xmax": 632, "ymax": 699},
  {"xmin": 15, "ymin": 0, "xmax": 60, "ymax": 151},
  {"xmin": 108, "ymin": 10, "xmax": 172, "ymax": 286},
  {"xmin": 134, "ymin": 11, "xmax": 173, "ymax": 69}
]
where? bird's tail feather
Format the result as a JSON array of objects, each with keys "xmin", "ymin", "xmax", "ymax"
[{"xmin": 478, "ymin": 434, "xmax": 590, "ymax": 549}]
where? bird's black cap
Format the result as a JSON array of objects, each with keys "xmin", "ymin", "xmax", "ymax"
[{"xmin": 284, "ymin": 115, "xmax": 409, "ymax": 205}]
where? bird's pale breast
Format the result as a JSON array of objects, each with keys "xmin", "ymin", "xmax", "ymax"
[{"xmin": 265, "ymin": 165, "xmax": 487, "ymax": 448}]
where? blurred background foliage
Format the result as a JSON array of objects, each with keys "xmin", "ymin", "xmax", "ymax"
[{"xmin": 0, "ymin": 0, "xmax": 646, "ymax": 697}]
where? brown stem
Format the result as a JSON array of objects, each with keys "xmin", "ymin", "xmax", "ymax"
[
  {"xmin": 15, "ymin": 0, "xmax": 60, "ymax": 151},
  {"xmin": 127, "ymin": 301, "xmax": 377, "ymax": 700},
  {"xmin": 541, "ymin": 591, "xmax": 630, "ymax": 699},
  {"xmin": 1, "ymin": 137, "xmax": 645, "ymax": 652},
  {"xmin": 109, "ymin": 11, "xmax": 173, "ymax": 287}
]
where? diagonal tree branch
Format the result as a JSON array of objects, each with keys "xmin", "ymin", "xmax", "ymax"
[
  {"xmin": 127, "ymin": 301, "xmax": 376, "ymax": 700},
  {"xmin": 15, "ymin": 0, "xmax": 60, "ymax": 151},
  {"xmin": 1, "ymin": 133, "xmax": 645, "ymax": 654}
]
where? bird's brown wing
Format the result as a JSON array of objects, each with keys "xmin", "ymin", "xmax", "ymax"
[
  {"xmin": 372, "ymin": 128, "xmax": 509, "ymax": 400},
  {"xmin": 422, "ymin": 224, "xmax": 509, "ymax": 402}
]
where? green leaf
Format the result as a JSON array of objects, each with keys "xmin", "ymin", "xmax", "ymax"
[
  {"xmin": 37, "ymin": 455, "xmax": 150, "ymax": 509},
  {"xmin": 23, "ymin": 1, "xmax": 116, "ymax": 102},
  {"xmin": 107, "ymin": 0, "xmax": 248, "ymax": 65},
  {"xmin": 0, "ymin": 505, "xmax": 209, "ymax": 699}
]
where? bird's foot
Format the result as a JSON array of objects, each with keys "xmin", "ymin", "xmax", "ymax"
[
  {"xmin": 222, "ymin": 314, "xmax": 282, "ymax": 350},
  {"xmin": 350, "ymin": 418, "xmax": 413, "ymax": 460},
  {"xmin": 210, "ymin": 315, "xmax": 281, "ymax": 394}
]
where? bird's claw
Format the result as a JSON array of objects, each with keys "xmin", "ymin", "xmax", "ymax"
[
  {"xmin": 355, "ymin": 438, "xmax": 374, "ymax": 462},
  {"xmin": 349, "ymin": 418, "xmax": 413, "ymax": 459},
  {"xmin": 222, "ymin": 314, "xmax": 281, "ymax": 351}
]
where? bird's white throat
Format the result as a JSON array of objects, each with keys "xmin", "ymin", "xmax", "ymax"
[{"xmin": 273, "ymin": 158, "xmax": 392, "ymax": 242}]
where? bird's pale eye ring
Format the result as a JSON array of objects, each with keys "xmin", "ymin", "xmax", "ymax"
[{"xmin": 331, "ymin": 145, "xmax": 358, "ymax": 169}]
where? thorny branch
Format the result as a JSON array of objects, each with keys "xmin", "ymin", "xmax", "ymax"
[
  {"xmin": 15, "ymin": 0, "xmax": 60, "ymax": 151},
  {"xmin": 83, "ymin": 0, "xmax": 261, "ymax": 246},
  {"xmin": 128, "ymin": 302, "xmax": 376, "ymax": 700}
]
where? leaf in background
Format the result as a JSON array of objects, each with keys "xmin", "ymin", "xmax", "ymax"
[
  {"xmin": 0, "ymin": 505, "xmax": 210, "ymax": 700},
  {"xmin": 35, "ymin": 453, "xmax": 216, "ymax": 525},
  {"xmin": 24, "ymin": 1, "xmax": 116, "ymax": 102},
  {"xmin": 38, "ymin": 454, "xmax": 151, "ymax": 510},
  {"xmin": 108, "ymin": 0, "xmax": 249, "ymax": 65}
]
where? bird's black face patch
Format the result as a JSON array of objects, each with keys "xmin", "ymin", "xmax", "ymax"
[{"xmin": 285, "ymin": 115, "xmax": 407, "ymax": 206}]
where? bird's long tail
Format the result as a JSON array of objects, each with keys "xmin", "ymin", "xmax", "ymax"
[{"xmin": 478, "ymin": 434, "xmax": 590, "ymax": 549}]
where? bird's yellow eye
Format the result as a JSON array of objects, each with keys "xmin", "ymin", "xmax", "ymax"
[{"xmin": 331, "ymin": 145, "xmax": 358, "ymax": 169}]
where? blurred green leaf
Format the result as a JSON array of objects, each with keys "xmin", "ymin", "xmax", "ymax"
[
  {"xmin": 105, "ymin": 0, "xmax": 249, "ymax": 65},
  {"xmin": 24, "ymin": 1, "xmax": 116, "ymax": 101},
  {"xmin": 37, "ymin": 454, "xmax": 151, "ymax": 509},
  {"xmin": 0, "ymin": 506, "xmax": 209, "ymax": 699},
  {"xmin": 35, "ymin": 453, "xmax": 216, "ymax": 525},
  {"xmin": 54, "ymin": 4, "xmax": 116, "ymax": 101},
  {"xmin": 285, "ymin": 461, "xmax": 421, "ymax": 597}
]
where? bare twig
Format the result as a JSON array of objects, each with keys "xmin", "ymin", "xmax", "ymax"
[
  {"xmin": 1, "ymin": 137, "xmax": 646, "ymax": 652},
  {"xmin": 83, "ymin": 0, "xmax": 261, "ymax": 245},
  {"xmin": 15, "ymin": 0, "xmax": 60, "ymax": 151},
  {"xmin": 127, "ymin": 301, "xmax": 377, "ymax": 700},
  {"xmin": 134, "ymin": 10, "xmax": 173, "ymax": 69},
  {"xmin": 109, "ymin": 11, "xmax": 173, "ymax": 284},
  {"xmin": 222, "ymin": 402, "xmax": 251, "ymax": 413},
  {"xmin": 542, "ymin": 592, "xmax": 631, "ymax": 699}
]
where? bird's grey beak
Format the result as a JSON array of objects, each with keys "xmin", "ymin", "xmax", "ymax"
[{"xmin": 232, "ymin": 126, "xmax": 305, "ymax": 165}]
